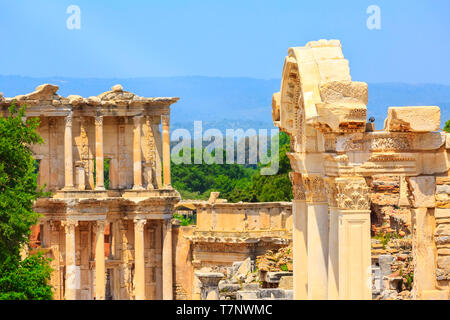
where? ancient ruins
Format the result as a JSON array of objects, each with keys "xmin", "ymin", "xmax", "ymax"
[
  {"xmin": 0, "ymin": 39, "xmax": 449, "ymax": 300},
  {"xmin": 272, "ymin": 39, "xmax": 450, "ymax": 300},
  {"xmin": 0, "ymin": 84, "xmax": 179, "ymax": 300}
]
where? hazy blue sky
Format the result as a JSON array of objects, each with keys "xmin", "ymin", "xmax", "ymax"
[{"xmin": 1, "ymin": 0, "xmax": 449, "ymax": 84}]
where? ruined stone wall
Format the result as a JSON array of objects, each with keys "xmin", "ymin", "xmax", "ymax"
[
  {"xmin": 180, "ymin": 201, "xmax": 293, "ymax": 300},
  {"xmin": 172, "ymin": 225, "xmax": 194, "ymax": 300},
  {"xmin": 32, "ymin": 115, "xmax": 161, "ymax": 191}
]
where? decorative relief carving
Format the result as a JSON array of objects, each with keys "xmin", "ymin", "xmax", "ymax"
[
  {"xmin": 366, "ymin": 136, "xmax": 411, "ymax": 151},
  {"xmin": 335, "ymin": 179, "xmax": 370, "ymax": 210},
  {"xmin": 161, "ymin": 114, "xmax": 170, "ymax": 127},
  {"xmin": 348, "ymin": 108, "xmax": 367, "ymax": 120},
  {"xmin": 65, "ymin": 113, "xmax": 73, "ymax": 127},
  {"xmin": 324, "ymin": 178, "xmax": 338, "ymax": 208},
  {"xmin": 289, "ymin": 172, "xmax": 306, "ymax": 200},
  {"xmin": 95, "ymin": 220, "xmax": 107, "ymax": 233},
  {"xmin": 95, "ymin": 115, "xmax": 103, "ymax": 127},
  {"xmin": 61, "ymin": 220, "xmax": 79, "ymax": 233},
  {"xmin": 303, "ymin": 174, "xmax": 327, "ymax": 203},
  {"xmin": 134, "ymin": 219, "xmax": 147, "ymax": 232},
  {"xmin": 368, "ymin": 154, "xmax": 415, "ymax": 162}
]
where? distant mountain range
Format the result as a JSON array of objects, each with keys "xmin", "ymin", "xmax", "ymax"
[{"xmin": 0, "ymin": 75, "xmax": 449, "ymax": 132}]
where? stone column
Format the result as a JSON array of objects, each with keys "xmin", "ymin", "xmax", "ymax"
[
  {"xmin": 289, "ymin": 172, "xmax": 308, "ymax": 299},
  {"xmin": 62, "ymin": 220, "xmax": 79, "ymax": 300},
  {"xmin": 325, "ymin": 178, "xmax": 339, "ymax": 300},
  {"xmin": 134, "ymin": 219, "xmax": 146, "ymax": 300},
  {"xmin": 408, "ymin": 176, "xmax": 442, "ymax": 299},
  {"xmin": 195, "ymin": 272, "xmax": 224, "ymax": 300},
  {"xmin": 95, "ymin": 115, "xmax": 105, "ymax": 190},
  {"xmin": 335, "ymin": 178, "xmax": 372, "ymax": 300},
  {"xmin": 63, "ymin": 112, "xmax": 74, "ymax": 190},
  {"xmin": 133, "ymin": 116, "xmax": 144, "ymax": 190},
  {"xmin": 95, "ymin": 220, "xmax": 106, "ymax": 300},
  {"xmin": 303, "ymin": 174, "xmax": 329, "ymax": 300},
  {"xmin": 162, "ymin": 114, "xmax": 171, "ymax": 187},
  {"xmin": 162, "ymin": 219, "xmax": 173, "ymax": 300}
]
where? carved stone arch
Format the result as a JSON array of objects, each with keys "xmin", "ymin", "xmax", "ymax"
[{"xmin": 280, "ymin": 55, "xmax": 306, "ymax": 153}]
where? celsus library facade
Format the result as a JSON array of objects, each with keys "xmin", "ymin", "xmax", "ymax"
[{"xmin": 0, "ymin": 40, "xmax": 449, "ymax": 300}]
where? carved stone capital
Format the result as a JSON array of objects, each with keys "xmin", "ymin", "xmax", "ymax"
[
  {"xmin": 95, "ymin": 115, "xmax": 103, "ymax": 127},
  {"xmin": 134, "ymin": 219, "xmax": 147, "ymax": 233},
  {"xmin": 95, "ymin": 220, "xmax": 107, "ymax": 234},
  {"xmin": 289, "ymin": 172, "xmax": 306, "ymax": 200},
  {"xmin": 335, "ymin": 178, "xmax": 371, "ymax": 210},
  {"xmin": 324, "ymin": 177, "xmax": 338, "ymax": 208},
  {"xmin": 303, "ymin": 174, "xmax": 327, "ymax": 203},
  {"xmin": 161, "ymin": 114, "xmax": 170, "ymax": 127},
  {"xmin": 65, "ymin": 113, "xmax": 73, "ymax": 127},
  {"xmin": 61, "ymin": 220, "xmax": 78, "ymax": 234}
]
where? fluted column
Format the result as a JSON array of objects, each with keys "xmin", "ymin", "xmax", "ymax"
[
  {"xmin": 162, "ymin": 219, "xmax": 173, "ymax": 300},
  {"xmin": 325, "ymin": 178, "xmax": 339, "ymax": 300},
  {"xmin": 335, "ymin": 177, "xmax": 372, "ymax": 300},
  {"xmin": 162, "ymin": 114, "xmax": 171, "ymax": 187},
  {"xmin": 303, "ymin": 174, "xmax": 329, "ymax": 300},
  {"xmin": 63, "ymin": 112, "xmax": 74, "ymax": 190},
  {"xmin": 62, "ymin": 220, "xmax": 79, "ymax": 300},
  {"xmin": 95, "ymin": 220, "xmax": 106, "ymax": 300},
  {"xmin": 95, "ymin": 115, "xmax": 105, "ymax": 190},
  {"xmin": 134, "ymin": 219, "xmax": 146, "ymax": 300},
  {"xmin": 289, "ymin": 172, "xmax": 308, "ymax": 299},
  {"xmin": 133, "ymin": 116, "xmax": 143, "ymax": 190}
]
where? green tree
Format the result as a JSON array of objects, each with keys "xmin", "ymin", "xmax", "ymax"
[
  {"xmin": 0, "ymin": 103, "xmax": 53, "ymax": 300},
  {"xmin": 444, "ymin": 119, "xmax": 450, "ymax": 133}
]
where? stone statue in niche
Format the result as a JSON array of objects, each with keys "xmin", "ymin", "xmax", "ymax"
[{"xmin": 143, "ymin": 162, "xmax": 154, "ymax": 190}]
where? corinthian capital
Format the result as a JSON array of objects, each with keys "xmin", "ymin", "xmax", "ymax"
[
  {"xmin": 303, "ymin": 174, "xmax": 327, "ymax": 203},
  {"xmin": 161, "ymin": 114, "xmax": 170, "ymax": 127},
  {"xmin": 95, "ymin": 220, "xmax": 107, "ymax": 233},
  {"xmin": 61, "ymin": 220, "xmax": 78, "ymax": 233},
  {"xmin": 95, "ymin": 115, "xmax": 103, "ymax": 127},
  {"xmin": 335, "ymin": 178, "xmax": 370, "ymax": 210},
  {"xmin": 134, "ymin": 219, "xmax": 147, "ymax": 232},
  {"xmin": 65, "ymin": 112, "xmax": 73, "ymax": 127},
  {"xmin": 289, "ymin": 172, "xmax": 306, "ymax": 201}
]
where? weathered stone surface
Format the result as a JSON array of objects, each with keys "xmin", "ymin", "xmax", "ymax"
[
  {"xmin": 319, "ymin": 81, "xmax": 368, "ymax": 104},
  {"xmin": 436, "ymin": 208, "xmax": 450, "ymax": 219},
  {"xmin": 278, "ymin": 275, "xmax": 293, "ymax": 290},
  {"xmin": 236, "ymin": 290, "xmax": 260, "ymax": 300},
  {"xmin": 385, "ymin": 106, "xmax": 440, "ymax": 132},
  {"xmin": 408, "ymin": 176, "xmax": 436, "ymax": 208},
  {"xmin": 435, "ymin": 223, "xmax": 450, "ymax": 236},
  {"xmin": 236, "ymin": 257, "xmax": 252, "ymax": 276}
]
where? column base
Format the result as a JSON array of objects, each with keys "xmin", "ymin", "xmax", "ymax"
[
  {"xmin": 95, "ymin": 186, "xmax": 106, "ymax": 191},
  {"xmin": 132, "ymin": 185, "xmax": 145, "ymax": 191}
]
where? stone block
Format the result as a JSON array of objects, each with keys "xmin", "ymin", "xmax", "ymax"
[
  {"xmin": 265, "ymin": 271, "xmax": 293, "ymax": 283},
  {"xmin": 236, "ymin": 257, "xmax": 252, "ymax": 276},
  {"xmin": 408, "ymin": 176, "xmax": 436, "ymax": 208},
  {"xmin": 259, "ymin": 288, "xmax": 286, "ymax": 299},
  {"xmin": 385, "ymin": 106, "xmax": 440, "ymax": 132},
  {"xmin": 218, "ymin": 282, "xmax": 241, "ymax": 293},
  {"xmin": 437, "ymin": 255, "xmax": 450, "ymax": 269},
  {"xmin": 236, "ymin": 290, "xmax": 260, "ymax": 300},
  {"xmin": 278, "ymin": 275, "xmax": 293, "ymax": 290},
  {"xmin": 378, "ymin": 254, "xmax": 394, "ymax": 277},
  {"xmin": 319, "ymin": 81, "xmax": 368, "ymax": 104},
  {"xmin": 435, "ymin": 223, "xmax": 450, "ymax": 236}
]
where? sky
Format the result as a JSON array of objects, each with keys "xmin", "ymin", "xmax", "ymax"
[{"xmin": 1, "ymin": 0, "xmax": 450, "ymax": 84}]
